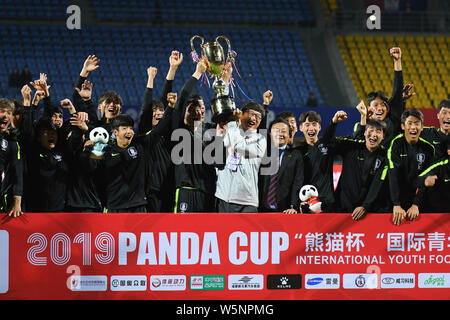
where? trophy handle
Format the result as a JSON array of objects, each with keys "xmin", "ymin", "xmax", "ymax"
[
  {"xmin": 215, "ymin": 36, "xmax": 232, "ymax": 59},
  {"xmin": 190, "ymin": 35, "xmax": 204, "ymax": 55}
]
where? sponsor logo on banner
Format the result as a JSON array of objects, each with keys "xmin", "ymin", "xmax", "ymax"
[
  {"xmin": 70, "ymin": 275, "xmax": 107, "ymax": 291},
  {"xmin": 380, "ymin": 273, "xmax": 415, "ymax": 288},
  {"xmin": 149, "ymin": 275, "xmax": 186, "ymax": 291},
  {"xmin": 110, "ymin": 275, "xmax": 147, "ymax": 291},
  {"xmin": 190, "ymin": 275, "xmax": 225, "ymax": 290},
  {"xmin": 267, "ymin": 274, "xmax": 301, "ymax": 289},
  {"xmin": 0, "ymin": 231, "xmax": 8, "ymax": 294},
  {"xmin": 418, "ymin": 273, "xmax": 450, "ymax": 288},
  {"xmin": 343, "ymin": 274, "xmax": 378, "ymax": 289},
  {"xmin": 305, "ymin": 274, "xmax": 340, "ymax": 289},
  {"xmin": 228, "ymin": 274, "xmax": 263, "ymax": 290}
]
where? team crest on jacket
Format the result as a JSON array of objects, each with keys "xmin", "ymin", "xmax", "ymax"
[
  {"xmin": 374, "ymin": 158, "xmax": 381, "ymax": 170},
  {"xmin": 370, "ymin": 158, "xmax": 382, "ymax": 175},
  {"xmin": 180, "ymin": 202, "xmax": 188, "ymax": 213},
  {"xmin": 128, "ymin": 146, "xmax": 138, "ymax": 158},
  {"xmin": 417, "ymin": 153, "xmax": 425, "ymax": 169},
  {"xmin": 317, "ymin": 143, "xmax": 328, "ymax": 155},
  {"xmin": 0, "ymin": 139, "xmax": 8, "ymax": 151}
]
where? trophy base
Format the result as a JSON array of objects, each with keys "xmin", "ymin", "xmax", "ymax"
[{"xmin": 211, "ymin": 95, "xmax": 236, "ymax": 124}]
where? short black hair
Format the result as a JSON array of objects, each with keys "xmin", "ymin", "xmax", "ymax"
[
  {"xmin": 366, "ymin": 118, "xmax": 387, "ymax": 134},
  {"xmin": 241, "ymin": 101, "xmax": 265, "ymax": 119},
  {"xmin": 13, "ymin": 100, "xmax": 24, "ymax": 116},
  {"xmin": 276, "ymin": 111, "xmax": 296, "ymax": 120},
  {"xmin": 39, "ymin": 104, "xmax": 62, "ymax": 120},
  {"xmin": 438, "ymin": 99, "xmax": 450, "ymax": 113},
  {"xmin": 401, "ymin": 108, "xmax": 424, "ymax": 124},
  {"xmin": 152, "ymin": 99, "xmax": 165, "ymax": 111},
  {"xmin": 269, "ymin": 118, "xmax": 293, "ymax": 137},
  {"xmin": 186, "ymin": 99, "xmax": 201, "ymax": 111},
  {"xmin": 367, "ymin": 91, "xmax": 389, "ymax": 107},
  {"xmin": 36, "ymin": 117, "xmax": 57, "ymax": 133},
  {"xmin": 99, "ymin": 91, "xmax": 123, "ymax": 106},
  {"xmin": 0, "ymin": 98, "xmax": 14, "ymax": 113},
  {"xmin": 299, "ymin": 110, "xmax": 321, "ymax": 124},
  {"xmin": 111, "ymin": 114, "xmax": 134, "ymax": 130},
  {"xmin": 186, "ymin": 94, "xmax": 203, "ymax": 111},
  {"xmin": 48, "ymin": 104, "xmax": 63, "ymax": 115},
  {"xmin": 188, "ymin": 93, "xmax": 203, "ymax": 102}
]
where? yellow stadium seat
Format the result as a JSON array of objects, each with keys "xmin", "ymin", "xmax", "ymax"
[{"xmin": 336, "ymin": 35, "xmax": 448, "ymax": 109}]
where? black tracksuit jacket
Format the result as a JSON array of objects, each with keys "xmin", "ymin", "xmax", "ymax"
[{"xmin": 387, "ymin": 134, "xmax": 435, "ymax": 210}]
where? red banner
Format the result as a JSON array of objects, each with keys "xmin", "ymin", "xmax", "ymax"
[{"xmin": 0, "ymin": 213, "xmax": 449, "ymax": 300}]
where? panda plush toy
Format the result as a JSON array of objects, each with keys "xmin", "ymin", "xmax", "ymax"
[
  {"xmin": 89, "ymin": 127, "xmax": 109, "ymax": 159},
  {"xmin": 299, "ymin": 185, "xmax": 322, "ymax": 213}
]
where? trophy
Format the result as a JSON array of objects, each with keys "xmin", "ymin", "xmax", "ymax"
[{"xmin": 190, "ymin": 35, "xmax": 236, "ymax": 123}]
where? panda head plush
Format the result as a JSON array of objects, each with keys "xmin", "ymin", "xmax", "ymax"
[
  {"xmin": 89, "ymin": 127, "xmax": 109, "ymax": 158},
  {"xmin": 90, "ymin": 127, "xmax": 109, "ymax": 144},
  {"xmin": 299, "ymin": 185, "xmax": 322, "ymax": 213}
]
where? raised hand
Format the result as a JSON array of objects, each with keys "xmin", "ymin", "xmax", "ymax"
[
  {"xmin": 402, "ymin": 83, "xmax": 415, "ymax": 101},
  {"xmin": 166, "ymin": 50, "xmax": 183, "ymax": 81},
  {"xmin": 167, "ymin": 92, "xmax": 177, "ymax": 108},
  {"xmin": 390, "ymin": 47, "xmax": 402, "ymax": 61},
  {"xmin": 169, "ymin": 50, "xmax": 183, "ymax": 68},
  {"xmin": 32, "ymin": 90, "xmax": 45, "ymax": 106},
  {"xmin": 332, "ymin": 110, "xmax": 348, "ymax": 123},
  {"xmin": 21, "ymin": 85, "xmax": 32, "ymax": 106},
  {"xmin": 390, "ymin": 47, "xmax": 402, "ymax": 71},
  {"xmin": 263, "ymin": 90, "xmax": 273, "ymax": 105},
  {"xmin": 230, "ymin": 109, "xmax": 242, "ymax": 126},
  {"xmin": 356, "ymin": 100, "xmax": 367, "ymax": 125},
  {"xmin": 80, "ymin": 55, "xmax": 100, "ymax": 77},
  {"xmin": 30, "ymin": 74, "xmax": 50, "ymax": 97},
  {"xmin": 222, "ymin": 62, "xmax": 233, "ymax": 83},
  {"xmin": 77, "ymin": 111, "xmax": 89, "ymax": 124},
  {"xmin": 216, "ymin": 121, "xmax": 228, "ymax": 136},
  {"xmin": 75, "ymin": 80, "xmax": 93, "ymax": 100},
  {"xmin": 60, "ymin": 99, "xmax": 76, "ymax": 114},
  {"xmin": 193, "ymin": 57, "xmax": 208, "ymax": 79},
  {"xmin": 147, "ymin": 66, "xmax": 157, "ymax": 79},
  {"xmin": 69, "ymin": 112, "xmax": 89, "ymax": 131},
  {"xmin": 146, "ymin": 66, "xmax": 158, "ymax": 89},
  {"xmin": 356, "ymin": 100, "xmax": 367, "ymax": 117}
]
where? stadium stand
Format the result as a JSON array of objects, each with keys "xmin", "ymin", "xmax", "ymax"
[
  {"xmin": 90, "ymin": 0, "xmax": 314, "ymax": 24},
  {"xmin": 0, "ymin": 0, "xmax": 70, "ymax": 20},
  {"xmin": 336, "ymin": 34, "xmax": 450, "ymax": 109},
  {"xmin": 320, "ymin": 0, "xmax": 338, "ymax": 20},
  {"xmin": 0, "ymin": 24, "xmax": 323, "ymax": 109}
]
